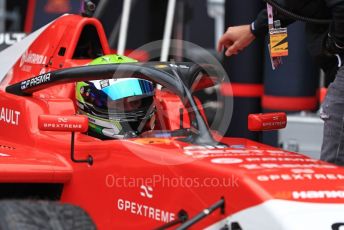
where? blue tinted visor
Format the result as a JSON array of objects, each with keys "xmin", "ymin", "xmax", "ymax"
[{"xmin": 102, "ymin": 79, "xmax": 154, "ymax": 101}]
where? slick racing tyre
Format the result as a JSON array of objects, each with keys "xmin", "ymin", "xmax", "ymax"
[{"xmin": 0, "ymin": 200, "xmax": 96, "ymax": 230}]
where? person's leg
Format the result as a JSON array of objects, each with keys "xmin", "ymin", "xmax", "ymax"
[{"xmin": 321, "ymin": 66, "xmax": 344, "ymax": 166}]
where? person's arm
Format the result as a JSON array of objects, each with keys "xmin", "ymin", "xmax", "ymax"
[
  {"xmin": 218, "ymin": 6, "xmax": 295, "ymax": 57},
  {"xmin": 251, "ymin": 8, "xmax": 295, "ymax": 37}
]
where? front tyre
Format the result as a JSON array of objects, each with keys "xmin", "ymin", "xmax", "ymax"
[{"xmin": 0, "ymin": 200, "xmax": 96, "ymax": 230}]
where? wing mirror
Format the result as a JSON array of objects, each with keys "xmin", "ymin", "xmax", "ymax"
[
  {"xmin": 38, "ymin": 115, "xmax": 92, "ymax": 165},
  {"xmin": 248, "ymin": 112, "xmax": 287, "ymax": 131},
  {"xmin": 38, "ymin": 114, "xmax": 88, "ymax": 132}
]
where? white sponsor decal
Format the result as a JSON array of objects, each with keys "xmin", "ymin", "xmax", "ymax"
[
  {"xmin": 0, "ymin": 33, "xmax": 25, "ymax": 45},
  {"xmin": 291, "ymin": 169, "xmax": 315, "ymax": 174},
  {"xmin": 0, "ymin": 153, "xmax": 10, "ymax": 157},
  {"xmin": 241, "ymin": 164, "xmax": 336, "ymax": 170},
  {"xmin": 184, "ymin": 145, "xmax": 227, "ymax": 151},
  {"xmin": 57, "ymin": 117, "xmax": 68, "ymax": 123},
  {"xmin": 199, "ymin": 152, "xmax": 300, "ymax": 158},
  {"xmin": 21, "ymin": 73, "xmax": 51, "ymax": 90},
  {"xmin": 20, "ymin": 51, "xmax": 48, "ymax": 67},
  {"xmin": 245, "ymin": 157, "xmax": 317, "ymax": 162},
  {"xmin": 140, "ymin": 185, "xmax": 153, "ymax": 199},
  {"xmin": 43, "ymin": 123, "xmax": 82, "ymax": 129},
  {"xmin": 257, "ymin": 173, "xmax": 344, "ymax": 181},
  {"xmin": 184, "ymin": 148, "xmax": 263, "ymax": 157},
  {"xmin": 169, "ymin": 64, "xmax": 189, "ymax": 69},
  {"xmin": 228, "ymin": 145, "xmax": 259, "ymax": 149},
  {"xmin": 183, "ymin": 146, "xmax": 296, "ymax": 158},
  {"xmin": 0, "ymin": 107, "xmax": 20, "ymax": 126},
  {"xmin": 117, "ymin": 199, "xmax": 175, "ymax": 223},
  {"xmin": 262, "ymin": 121, "xmax": 286, "ymax": 127},
  {"xmin": 211, "ymin": 158, "xmax": 243, "ymax": 164},
  {"xmin": 292, "ymin": 191, "xmax": 344, "ymax": 199}
]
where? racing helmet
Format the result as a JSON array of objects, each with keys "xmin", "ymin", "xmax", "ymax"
[{"xmin": 76, "ymin": 54, "xmax": 155, "ymax": 139}]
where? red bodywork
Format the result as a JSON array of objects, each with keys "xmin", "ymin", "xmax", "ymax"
[{"xmin": 1, "ymin": 14, "xmax": 344, "ymax": 229}]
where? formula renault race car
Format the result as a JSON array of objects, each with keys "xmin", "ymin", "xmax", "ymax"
[{"xmin": 0, "ymin": 12, "xmax": 344, "ymax": 230}]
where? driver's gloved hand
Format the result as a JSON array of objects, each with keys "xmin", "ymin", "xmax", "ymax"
[{"xmin": 323, "ymin": 33, "xmax": 344, "ymax": 67}]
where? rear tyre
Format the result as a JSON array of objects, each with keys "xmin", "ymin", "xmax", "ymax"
[{"xmin": 0, "ymin": 200, "xmax": 96, "ymax": 230}]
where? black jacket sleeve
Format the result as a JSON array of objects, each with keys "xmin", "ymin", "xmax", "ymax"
[
  {"xmin": 325, "ymin": 0, "xmax": 344, "ymax": 48},
  {"xmin": 250, "ymin": 9, "xmax": 269, "ymax": 37},
  {"xmin": 251, "ymin": 0, "xmax": 344, "ymax": 49},
  {"xmin": 251, "ymin": 8, "xmax": 294, "ymax": 37}
]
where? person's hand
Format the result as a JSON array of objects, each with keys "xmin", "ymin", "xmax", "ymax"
[{"xmin": 217, "ymin": 25, "xmax": 256, "ymax": 56}]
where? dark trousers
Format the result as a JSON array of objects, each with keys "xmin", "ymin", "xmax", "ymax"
[{"xmin": 321, "ymin": 65, "xmax": 344, "ymax": 165}]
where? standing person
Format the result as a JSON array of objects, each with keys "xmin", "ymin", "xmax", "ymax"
[{"xmin": 217, "ymin": 0, "xmax": 344, "ymax": 166}]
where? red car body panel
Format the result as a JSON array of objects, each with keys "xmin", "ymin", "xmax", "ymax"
[{"xmin": 0, "ymin": 140, "xmax": 72, "ymax": 183}]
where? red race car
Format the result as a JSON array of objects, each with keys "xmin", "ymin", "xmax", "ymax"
[{"xmin": 0, "ymin": 12, "xmax": 343, "ymax": 230}]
